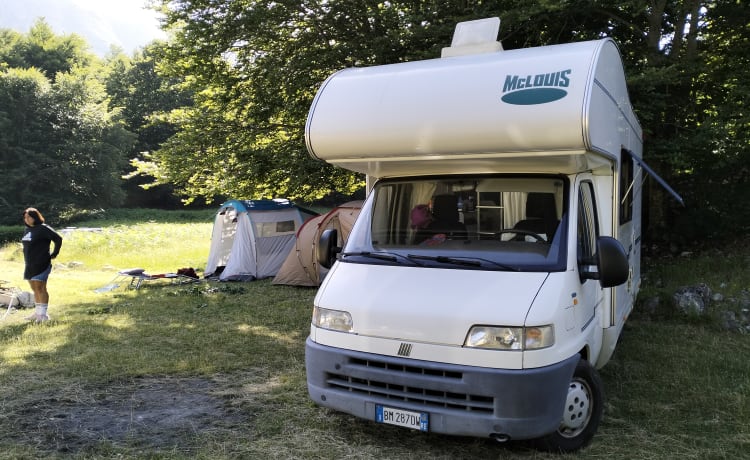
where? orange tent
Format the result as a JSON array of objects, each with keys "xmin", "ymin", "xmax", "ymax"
[{"xmin": 272, "ymin": 201, "xmax": 362, "ymax": 286}]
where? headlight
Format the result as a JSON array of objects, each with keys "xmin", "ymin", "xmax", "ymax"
[
  {"xmin": 312, "ymin": 306, "xmax": 353, "ymax": 332},
  {"xmin": 464, "ymin": 325, "xmax": 554, "ymax": 350}
]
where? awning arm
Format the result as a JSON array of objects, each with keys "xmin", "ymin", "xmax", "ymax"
[{"xmin": 625, "ymin": 150, "xmax": 685, "ymax": 207}]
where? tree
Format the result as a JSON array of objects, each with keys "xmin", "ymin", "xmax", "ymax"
[
  {"xmin": 0, "ymin": 24, "xmax": 134, "ymax": 223},
  {"xmin": 142, "ymin": 1, "xmax": 746, "ymax": 238},
  {"xmin": 0, "ymin": 19, "xmax": 93, "ymax": 80},
  {"xmin": 104, "ymin": 43, "xmax": 194, "ymax": 207},
  {"xmin": 0, "ymin": 68, "xmax": 52, "ymax": 211},
  {"xmin": 672, "ymin": 1, "xmax": 750, "ymax": 238},
  {"xmin": 47, "ymin": 69, "xmax": 134, "ymax": 207}
]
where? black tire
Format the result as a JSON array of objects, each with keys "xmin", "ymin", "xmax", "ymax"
[{"xmin": 535, "ymin": 358, "xmax": 604, "ymax": 452}]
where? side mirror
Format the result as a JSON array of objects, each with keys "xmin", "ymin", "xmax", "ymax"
[
  {"xmin": 594, "ymin": 236, "xmax": 629, "ymax": 288},
  {"xmin": 317, "ymin": 228, "xmax": 340, "ymax": 269},
  {"xmin": 580, "ymin": 236, "xmax": 629, "ymax": 287}
]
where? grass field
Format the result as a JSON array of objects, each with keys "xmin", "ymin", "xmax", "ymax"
[{"xmin": 0, "ymin": 209, "xmax": 748, "ymax": 459}]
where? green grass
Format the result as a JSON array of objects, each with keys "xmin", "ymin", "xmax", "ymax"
[{"xmin": 0, "ymin": 210, "xmax": 748, "ymax": 459}]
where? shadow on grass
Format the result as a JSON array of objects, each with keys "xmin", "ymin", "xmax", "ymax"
[
  {"xmin": 0, "ymin": 280, "xmax": 317, "ymax": 456},
  {"xmin": 0, "ymin": 281, "xmax": 561, "ymax": 458},
  {"xmin": 6, "ymin": 278, "xmax": 746, "ymax": 459}
]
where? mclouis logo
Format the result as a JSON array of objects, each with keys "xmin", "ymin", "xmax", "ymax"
[{"xmin": 501, "ymin": 69, "xmax": 572, "ymax": 105}]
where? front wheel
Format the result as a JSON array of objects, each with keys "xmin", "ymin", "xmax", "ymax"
[{"xmin": 535, "ymin": 358, "xmax": 604, "ymax": 452}]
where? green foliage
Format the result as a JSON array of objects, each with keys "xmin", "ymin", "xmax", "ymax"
[
  {"xmin": 0, "ymin": 19, "xmax": 94, "ymax": 80},
  {"xmin": 2, "ymin": 3, "xmax": 748, "ymax": 241},
  {"xmin": 104, "ymin": 43, "xmax": 195, "ymax": 207},
  {"xmin": 139, "ymin": 0, "xmax": 748, "ymax": 240},
  {"xmin": 0, "ymin": 225, "xmax": 19, "ymax": 244},
  {"xmin": 0, "ymin": 67, "xmax": 133, "ymax": 222},
  {"xmin": 616, "ymin": 1, "xmax": 750, "ymax": 240},
  {"xmin": 0, "ymin": 23, "xmax": 135, "ymax": 224}
]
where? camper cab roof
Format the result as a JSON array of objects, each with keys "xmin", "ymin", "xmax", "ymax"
[{"xmin": 306, "ymin": 38, "xmax": 642, "ymax": 179}]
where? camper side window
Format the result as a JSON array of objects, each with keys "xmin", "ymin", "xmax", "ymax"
[{"xmin": 620, "ymin": 149, "xmax": 634, "ymax": 224}]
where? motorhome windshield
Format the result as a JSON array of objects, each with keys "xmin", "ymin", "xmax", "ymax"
[{"xmin": 343, "ymin": 175, "xmax": 569, "ymax": 271}]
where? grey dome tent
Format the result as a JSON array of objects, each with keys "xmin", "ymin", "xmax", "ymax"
[{"xmin": 205, "ymin": 199, "xmax": 318, "ymax": 281}]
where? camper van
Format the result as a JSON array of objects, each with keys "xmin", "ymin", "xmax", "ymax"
[{"xmin": 304, "ymin": 18, "xmax": 681, "ymax": 451}]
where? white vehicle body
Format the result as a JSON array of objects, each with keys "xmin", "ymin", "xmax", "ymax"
[{"xmin": 303, "ymin": 18, "xmax": 676, "ymax": 451}]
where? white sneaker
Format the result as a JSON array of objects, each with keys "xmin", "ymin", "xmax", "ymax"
[{"xmin": 25, "ymin": 313, "xmax": 50, "ymax": 323}]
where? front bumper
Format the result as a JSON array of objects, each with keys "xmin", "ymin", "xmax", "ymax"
[{"xmin": 305, "ymin": 337, "xmax": 579, "ymax": 440}]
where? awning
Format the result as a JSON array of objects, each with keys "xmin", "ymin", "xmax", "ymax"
[{"xmin": 626, "ymin": 150, "xmax": 685, "ymax": 207}]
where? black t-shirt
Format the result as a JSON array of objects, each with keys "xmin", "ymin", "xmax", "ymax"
[{"xmin": 22, "ymin": 224, "xmax": 63, "ymax": 279}]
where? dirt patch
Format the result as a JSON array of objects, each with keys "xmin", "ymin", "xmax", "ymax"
[{"xmin": 8, "ymin": 376, "xmax": 248, "ymax": 454}]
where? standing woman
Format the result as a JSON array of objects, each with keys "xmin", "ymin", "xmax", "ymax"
[{"xmin": 22, "ymin": 208, "xmax": 63, "ymax": 323}]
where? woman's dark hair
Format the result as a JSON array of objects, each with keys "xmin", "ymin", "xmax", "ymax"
[{"xmin": 24, "ymin": 207, "xmax": 45, "ymax": 226}]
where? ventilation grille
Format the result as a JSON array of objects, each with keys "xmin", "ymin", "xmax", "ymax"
[{"xmin": 325, "ymin": 357, "xmax": 494, "ymax": 413}]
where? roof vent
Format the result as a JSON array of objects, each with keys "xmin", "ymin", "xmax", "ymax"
[{"xmin": 441, "ymin": 17, "xmax": 503, "ymax": 58}]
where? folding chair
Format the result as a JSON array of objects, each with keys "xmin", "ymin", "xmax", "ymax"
[{"xmin": 95, "ymin": 268, "xmax": 199, "ymax": 293}]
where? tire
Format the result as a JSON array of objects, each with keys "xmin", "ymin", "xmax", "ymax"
[{"xmin": 535, "ymin": 358, "xmax": 604, "ymax": 452}]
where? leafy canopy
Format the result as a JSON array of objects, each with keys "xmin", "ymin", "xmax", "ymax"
[
  {"xmin": 140, "ymin": 1, "xmax": 747, "ymax": 238},
  {"xmin": 0, "ymin": 19, "xmax": 134, "ymax": 223}
]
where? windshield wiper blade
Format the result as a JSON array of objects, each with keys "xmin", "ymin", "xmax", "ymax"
[
  {"xmin": 407, "ymin": 254, "xmax": 480, "ymax": 267},
  {"xmin": 407, "ymin": 254, "xmax": 519, "ymax": 270},
  {"xmin": 342, "ymin": 251, "xmax": 423, "ymax": 266}
]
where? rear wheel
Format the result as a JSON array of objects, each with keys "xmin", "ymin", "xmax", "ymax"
[{"xmin": 535, "ymin": 358, "xmax": 604, "ymax": 452}]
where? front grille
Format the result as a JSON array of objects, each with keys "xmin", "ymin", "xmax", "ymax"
[{"xmin": 325, "ymin": 357, "xmax": 494, "ymax": 413}]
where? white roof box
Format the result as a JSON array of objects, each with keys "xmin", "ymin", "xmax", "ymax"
[
  {"xmin": 306, "ymin": 30, "xmax": 641, "ymax": 178},
  {"xmin": 440, "ymin": 17, "xmax": 503, "ymax": 57}
]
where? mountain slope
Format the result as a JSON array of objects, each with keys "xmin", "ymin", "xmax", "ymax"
[{"xmin": 0, "ymin": 0, "xmax": 164, "ymax": 56}]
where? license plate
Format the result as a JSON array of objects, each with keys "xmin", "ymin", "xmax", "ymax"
[{"xmin": 375, "ymin": 405, "xmax": 429, "ymax": 431}]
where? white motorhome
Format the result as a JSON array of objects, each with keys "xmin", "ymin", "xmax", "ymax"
[{"xmin": 304, "ymin": 18, "xmax": 681, "ymax": 451}]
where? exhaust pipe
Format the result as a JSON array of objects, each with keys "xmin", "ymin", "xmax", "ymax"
[{"xmin": 490, "ymin": 433, "xmax": 511, "ymax": 443}]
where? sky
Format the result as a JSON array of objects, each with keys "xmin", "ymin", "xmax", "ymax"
[{"xmin": 0, "ymin": 0, "xmax": 167, "ymax": 56}]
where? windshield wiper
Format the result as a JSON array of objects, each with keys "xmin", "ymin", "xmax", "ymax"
[
  {"xmin": 406, "ymin": 254, "xmax": 519, "ymax": 271},
  {"xmin": 342, "ymin": 251, "xmax": 423, "ymax": 266}
]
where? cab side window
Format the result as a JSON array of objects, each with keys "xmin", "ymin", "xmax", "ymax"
[{"xmin": 577, "ymin": 182, "xmax": 598, "ymax": 264}]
